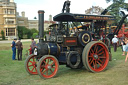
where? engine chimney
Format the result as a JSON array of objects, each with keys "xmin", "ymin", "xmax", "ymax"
[{"xmin": 38, "ymin": 10, "xmax": 45, "ymax": 43}]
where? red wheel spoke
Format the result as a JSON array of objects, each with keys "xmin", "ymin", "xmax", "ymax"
[
  {"xmin": 94, "ymin": 45, "xmax": 97, "ymax": 52},
  {"xmin": 97, "ymin": 48, "xmax": 104, "ymax": 53},
  {"xmin": 42, "ymin": 69, "xmax": 47, "ymax": 74},
  {"xmin": 94, "ymin": 60, "xmax": 97, "ymax": 69},
  {"xmin": 93, "ymin": 60, "xmax": 96, "ymax": 69},
  {"xmin": 29, "ymin": 61, "xmax": 33, "ymax": 63},
  {"xmin": 50, "ymin": 69, "xmax": 53, "ymax": 73},
  {"xmin": 99, "ymin": 56, "xmax": 106, "ymax": 59},
  {"xmin": 47, "ymin": 59, "xmax": 50, "ymax": 64},
  {"xmin": 28, "ymin": 64, "xmax": 33, "ymax": 67},
  {"xmin": 43, "ymin": 60, "xmax": 47, "ymax": 65},
  {"xmin": 46, "ymin": 70, "xmax": 48, "ymax": 76},
  {"xmin": 89, "ymin": 59, "xmax": 94, "ymax": 65},
  {"xmin": 95, "ymin": 46, "xmax": 98, "ymax": 53},
  {"xmin": 98, "ymin": 59, "xmax": 103, "ymax": 64},
  {"xmin": 97, "ymin": 51, "xmax": 104, "ymax": 55},
  {"xmin": 33, "ymin": 57, "xmax": 35, "ymax": 62},
  {"xmin": 89, "ymin": 58, "xmax": 92, "ymax": 63},
  {"xmin": 97, "ymin": 61, "xmax": 103, "ymax": 67},
  {"xmin": 41, "ymin": 68, "xmax": 44, "ymax": 72},
  {"xmin": 92, "ymin": 61, "xmax": 95, "ymax": 67},
  {"xmin": 41, "ymin": 65, "xmax": 45, "ymax": 68},
  {"xmin": 90, "ymin": 49, "xmax": 94, "ymax": 54},
  {"xmin": 31, "ymin": 67, "xmax": 35, "ymax": 72},
  {"xmin": 88, "ymin": 56, "xmax": 93, "ymax": 58},
  {"xmin": 50, "ymin": 61, "xmax": 55, "ymax": 66},
  {"xmin": 94, "ymin": 64, "xmax": 96, "ymax": 69},
  {"xmin": 34, "ymin": 67, "xmax": 37, "ymax": 71}
]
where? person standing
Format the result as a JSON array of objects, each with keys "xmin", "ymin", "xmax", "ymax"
[
  {"xmin": 112, "ymin": 35, "xmax": 118, "ymax": 52},
  {"xmin": 120, "ymin": 34, "xmax": 125, "ymax": 52},
  {"xmin": 11, "ymin": 38, "xmax": 17, "ymax": 60},
  {"xmin": 16, "ymin": 39, "xmax": 23, "ymax": 60},
  {"xmin": 31, "ymin": 38, "xmax": 36, "ymax": 53},
  {"xmin": 121, "ymin": 39, "xmax": 126, "ymax": 55},
  {"xmin": 125, "ymin": 39, "xmax": 128, "ymax": 62}
]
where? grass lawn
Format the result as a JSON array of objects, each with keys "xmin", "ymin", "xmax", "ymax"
[{"xmin": 0, "ymin": 42, "xmax": 128, "ymax": 85}]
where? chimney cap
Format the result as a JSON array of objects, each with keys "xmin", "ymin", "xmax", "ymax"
[{"xmin": 38, "ymin": 10, "xmax": 45, "ymax": 14}]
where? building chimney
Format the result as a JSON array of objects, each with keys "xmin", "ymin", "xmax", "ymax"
[
  {"xmin": 10, "ymin": 0, "xmax": 14, "ymax": 2},
  {"xmin": 49, "ymin": 15, "xmax": 52, "ymax": 21},
  {"xmin": 21, "ymin": 11, "xmax": 25, "ymax": 17},
  {"xmin": 38, "ymin": 10, "xmax": 45, "ymax": 43}
]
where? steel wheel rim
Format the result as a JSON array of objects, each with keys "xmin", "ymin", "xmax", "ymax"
[
  {"xmin": 26, "ymin": 55, "xmax": 37, "ymax": 74},
  {"xmin": 87, "ymin": 43, "xmax": 109, "ymax": 72},
  {"xmin": 39, "ymin": 56, "xmax": 58, "ymax": 78}
]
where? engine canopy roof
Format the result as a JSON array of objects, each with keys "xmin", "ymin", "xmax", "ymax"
[{"xmin": 53, "ymin": 13, "xmax": 114, "ymax": 22}]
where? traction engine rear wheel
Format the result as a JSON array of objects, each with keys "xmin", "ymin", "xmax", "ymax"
[
  {"xmin": 25, "ymin": 54, "xmax": 38, "ymax": 75},
  {"xmin": 37, "ymin": 55, "xmax": 59, "ymax": 79},
  {"xmin": 82, "ymin": 41, "xmax": 109, "ymax": 72}
]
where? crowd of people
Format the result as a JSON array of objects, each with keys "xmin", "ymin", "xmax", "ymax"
[
  {"xmin": 11, "ymin": 38, "xmax": 36, "ymax": 61},
  {"xmin": 112, "ymin": 34, "xmax": 128, "ymax": 62}
]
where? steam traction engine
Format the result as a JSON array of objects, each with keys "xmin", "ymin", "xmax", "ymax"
[{"xmin": 25, "ymin": 1, "xmax": 114, "ymax": 79}]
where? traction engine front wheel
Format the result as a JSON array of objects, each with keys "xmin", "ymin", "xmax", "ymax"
[
  {"xmin": 25, "ymin": 54, "xmax": 38, "ymax": 75},
  {"xmin": 37, "ymin": 55, "xmax": 59, "ymax": 79}
]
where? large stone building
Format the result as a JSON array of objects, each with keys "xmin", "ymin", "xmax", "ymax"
[
  {"xmin": 28, "ymin": 15, "xmax": 56, "ymax": 31},
  {"xmin": 0, "ymin": 0, "xmax": 17, "ymax": 39},
  {"xmin": 28, "ymin": 20, "xmax": 38, "ymax": 30},
  {"xmin": 0, "ymin": 0, "xmax": 56, "ymax": 40},
  {"xmin": 18, "ymin": 12, "xmax": 56, "ymax": 31},
  {"xmin": 17, "ymin": 11, "xmax": 29, "ymax": 28}
]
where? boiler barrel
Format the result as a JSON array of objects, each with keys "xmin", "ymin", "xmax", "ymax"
[
  {"xmin": 37, "ymin": 43, "xmax": 61, "ymax": 56},
  {"xmin": 47, "ymin": 43, "xmax": 61, "ymax": 56}
]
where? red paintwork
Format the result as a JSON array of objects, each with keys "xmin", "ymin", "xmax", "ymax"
[
  {"xmin": 117, "ymin": 24, "xmax": 128, "ymax": 38},
  {"xmin": 87, "ymin": 43, "xmax": 109, "ymax": 72},
  {"xmin": 29, "ymin": 47, "xmax": 32, "ymax": 55},
  {"xmin": 27, "ymin": 55, "xmax": 37, "ymax": 74},
  {"xmin": 39, "ymin": 56, "xmax": 58, "ymax": 78},
  {"xmin": 66, "ymin": 40, "xmax": 76, "ymax": 43}
]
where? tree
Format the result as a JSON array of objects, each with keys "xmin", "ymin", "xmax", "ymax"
[
  {"xmin": 1, "ymin": 30, "xmax": 5, "ymax": 40},
  {"xmin": 31, "ymin": 28, "xmax": 38, "ymax": 34},
  {"xmin": 106, "ymin": 0, "xmax": 125, "ymax": 3},
  {"xmin": 17, "ymin": 26, "xmax": 24, "ymax": 39},
  {"xmin": 17, "ymin": 26, "xmax": 39, "ymax": 39},
  {"xmin": 32, "ymin": 33, "xmax": 38, "ymax": 39},
  {"xmin": 17, "ymin": 26, "xmax": 32, "ymax": 39},
  {"xmin": 85, "ymin": 6, "xmax": 104, "ymax": 15},
  {"xmin": 106, "ymin": 0, "xmax": 128, "ymax": 24}
]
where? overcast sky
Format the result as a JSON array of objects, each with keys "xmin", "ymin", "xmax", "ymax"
[{"xmin": 14, "ymin": 0, "xmax": 128, "ymax": 20}]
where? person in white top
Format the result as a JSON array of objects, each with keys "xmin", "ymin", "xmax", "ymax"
[{"xmin": 112, "ymin": 35, "xmax": 118, "ymax": 52}]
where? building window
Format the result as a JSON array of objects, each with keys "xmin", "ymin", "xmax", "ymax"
[
  {"xmin": 10, "ymin": 9, "xmax": 15, "ymax": 14},
  {"xmin": 6, "ymin": 28, "xmax": 8, "ymax": 36},
  {"xmin": 4, "ymin": 9, "xmax": 15, "ymax": 14},
  {"xmin": 5, "ymin": 18, "xmax": 15, "ymax": 24},
  {"xmin": 7, "ymin": 28, "xmax": 15, "ymax": 36},
  {"xmin": 4, "ymin": 9, "xmax": 7, "ymax": 14}
]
